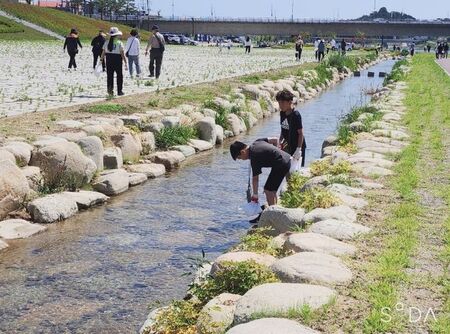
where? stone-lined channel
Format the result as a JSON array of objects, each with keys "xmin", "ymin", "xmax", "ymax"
[{"xmin": 0, "ymin": 60, "xmax": 395, "ymax": 333}]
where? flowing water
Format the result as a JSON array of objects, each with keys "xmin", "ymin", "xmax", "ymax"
[{"xmin": 0, "ymin": 60, "xmax": 395, "ymax": 334}]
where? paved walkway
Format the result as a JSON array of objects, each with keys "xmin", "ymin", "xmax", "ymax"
[
  {"xmin": 436, "ymin": 58, "xmax": 450, "ymax": 76},
  {"xmin": 0, "ymin": 9, "xmax": 64, "ymax": 40}
]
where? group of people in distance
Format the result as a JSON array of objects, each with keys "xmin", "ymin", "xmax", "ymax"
[
  {"xmin": 63, "ymin": 25, "xmax": 165, "ymax": 96},
  {"xmin": 294, "ymin": 35, "xmax": 349, "ymax": 62},
  {"xmin": 230, "ymin": 89, "xmax": 306, "ymax": 223}
]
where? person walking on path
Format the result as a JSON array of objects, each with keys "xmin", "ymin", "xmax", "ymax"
[
  {"xmin": 317, "ymin": 39, "xmax": 325, "ymax": 62},
  {"xmin": 277, "ymin": 89, "xmax": 306, "ymax": 167},
  {"xmin": 244, "ymin": 36, "xmax": 252, "ymax": 54},
  {"xmin": 125, "ymin": 29, "xmax": 141, "ymax": 78},
  {"xmin": 145, "ymin": 25, "xmax": 165, "ymax": 79},
  {"xmin": 63, "ymin": 28, "xmax": 82, "ymax": 71},
  {"xmin": 295, "ymin": 35, "xmax": 304, "ymax": 61},
  {"xmin": 314, "ymin": 38, "xmax": 320, "ymax": 60},
  {"xmin": 444, "ymin": 42, "xmax": 449, "ymax": 59},
  {"xmin": 91, "ymin": 30, "xmax": 106, "ymax": 71},
  {"xmin": 230, "ymin": 138, "xmax": 291, "ymax": 207},
  {"xmin": 100, "ymin": 27, "xmax": 127, "ymax": 96}
]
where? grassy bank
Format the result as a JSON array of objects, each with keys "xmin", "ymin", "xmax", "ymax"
[
  {"xmin": 0, "ymin": 14, "xmax": 52, "ymax": 40},
  {"xmin": 0, "ymin": 1, "xmax": 150, "ymax": 40},
  {"xmin": 362, "ymin": 55, "xmax": 450, "ymax": 332}
]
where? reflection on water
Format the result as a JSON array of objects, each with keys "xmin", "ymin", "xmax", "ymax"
[{"xmin": 0, "ymin": 60, "xmax": 394, "ymax": 333}]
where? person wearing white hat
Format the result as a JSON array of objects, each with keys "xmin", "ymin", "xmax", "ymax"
[{"xmin": 100, "ymin": 27, "xmax": 128, "ymax": 96}]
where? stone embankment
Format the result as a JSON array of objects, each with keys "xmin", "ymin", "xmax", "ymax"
[
  {"xmin": 139, "ymin": 61, "xmax": 409, "ymax": 333},
  {"xmin": 0, "ymin": 55, "xmax": 386, "ymax": 250}
]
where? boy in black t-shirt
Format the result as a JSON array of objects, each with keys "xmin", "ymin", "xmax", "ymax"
[
  {"xmin": 276, "ymin": 89, "xmax": 306, "ymax": 167},
  {"xmin": 230, "ymin": 138, "xmax": 291, "ymax": 206}
]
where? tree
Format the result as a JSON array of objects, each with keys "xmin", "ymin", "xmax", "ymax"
[{"xmin": 95, "ymin": 0, "xmax": 109, "ymax": 20}]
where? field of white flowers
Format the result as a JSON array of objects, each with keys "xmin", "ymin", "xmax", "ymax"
[{"xmin": 0, "ymin": 42, "xmax": 313, "ymax": 116}]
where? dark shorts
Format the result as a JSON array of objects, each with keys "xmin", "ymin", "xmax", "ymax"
[{"xmin": 264, "ymin": 162, "xmax": 291, "ymax": 192}]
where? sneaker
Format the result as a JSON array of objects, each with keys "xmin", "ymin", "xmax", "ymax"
[
  {"xmin": 118, "ymin": 91, "xmax": 125, "ymax": 96},
  {"xmin": 149, "ymin": 74, "xmax": 154, "ymax": 78}
]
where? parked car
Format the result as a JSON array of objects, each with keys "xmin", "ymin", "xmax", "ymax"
[{"xmin": 163, "ymin": 34, "xmax": 181, "ymax": 44}]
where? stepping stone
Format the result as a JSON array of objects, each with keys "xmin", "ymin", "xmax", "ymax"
[
  {"xmin": 188, "ymin": 139, "xmax": 214, "ymax": 152},
  {"xmin": 0, "ymin": 219, "xmax": 46, "ymax": 239},
  {"xmin": 346, "ymin": 157, "xmax": 393, "ymax": 169},
  {"xmin": 354, "ymin": 164, "xmax": 393, "ymax": 177},
  {"xmin": 92, "ymin": 169, "xmax": 129, "ymax": 196},
  {"xmin": 303, "ymin": 205, "xmax": 356, "ymax": 224},
  {"xmin": 271, "ymin": 252, "xmax": 353, "ymax": 285},
  {"xmin": 172, "ymin": 145, "xmax": 196, "ymax": 157},
  {"xmin": 227, "ymin": 318, "xmax": 319, "ymax": 334},
  {"xmin": 126, "ymin": 163, "xmax": 165, "ymax": 178},
  {"xmin": 332, "ymin": 193, "xmax": 368, "ymax": 210},
  {"xmin": 327, "ymin": 184, "xmax": 364, "ymax": 196},
  {"xmin": 197, "ymin": 293, "xmax": 241, "ymax": 334},
  {"xmin": 27, "ymin": 194, "xmax": 78, "ymax": 224},
  {"xmin": 284, "ymin": 232, "xmax": 356, "ymax": 256},
  {"xmin": 350, "ymin": 151, "xmax": 388, "ymax": 160},
  {"xmin": 148, "ymin": 151, "xmax": 185, "ymax": 171},
  {"xmin": 56, "ymin": 120, "xmax": 85, "ymax": 129},
  {"xmin": 0, "ymin": 239, "xmax": 8, "ymax": 250},
  {"xmin": 356, "ymin": 140, "xmax": 401, "ymax": 154},
  {"xmin": 382, "ymin": 113, "xmax": 402, "ymax": 122},
  {"xmin": 233, "ymin": 283, "xmax": 336, "ymax": 324},
  {"xmin": 258, "ymin": 206, "xmax": 305, "ymax": 236},
  {"xmin": 211, "ymin": 251, "xmax": 276, "ymax": 274},
  {"xmin": 128, "ymin": 172, "xmax": 148, "ymax": 186},
  {"xmin": 371, "ymin": 129, "xmax": 409, "ymax": 140},
  {"xmin": 61, "ymin": 191, "xmax": 109, "ymax": 210},
  {"xmin": 307, "ymin": 219, "xmax": 371, "ymax": 240}
]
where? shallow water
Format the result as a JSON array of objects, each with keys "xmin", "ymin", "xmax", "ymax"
[{"xmin": 0, "ymin": 60, "xmax": 394, "ymax": 333}]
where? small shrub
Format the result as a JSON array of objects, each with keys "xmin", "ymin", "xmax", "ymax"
[
  {"xmin": 232, "ymin": 228, "xmax": 287, "ymax": 257},
  {"xmin": 189, "ymin": 260, "xmax": 279, "ymax": 304},
  {"xmin": 151, "ymin": 300, "xmax": 201, "ymax": 334},
  {"xmin": 258, "ymin": 97, "xmax": 268, "ymax": 111},
  {"xmin": 241, "ymin": 74, "xmax": 262, "ymax": 84},
  {"xmin": 383, "ymin": 59, "xmax": 408, "ymax": 85},
  {"xmin": 287, "ymin": 173, "xmax": 309, "ymax": 192},
  {"xmin": 204, "ymin": 99, "xmax": 230, "ymax": 129},
  {"xmin": 155, "ymin": 125, "xmax": 198, "ymax": 149},
  {"xmin": 281, "ymin": 186, "xmax": 340, "ymax": 212},
  {"xmin": 144, "ymin": 80, "xmax": 154, "ymax": 87},
  {"xmin": 148, "ymin": 98, "xmax": 159, "ymax": 107},
  {"xmin": 327, "ymin": 54, "xmax": 357, "ymax": 72},
  {"xmin": 309, "ymin": 160, "xmax": 352, "ymax": 177}
]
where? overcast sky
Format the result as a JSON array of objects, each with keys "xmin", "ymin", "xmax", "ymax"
[{"xmin": 137, "ymin": 0, "xmax": 450, "ymax": 20}]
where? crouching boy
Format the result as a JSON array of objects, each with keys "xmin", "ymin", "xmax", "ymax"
[{"xmin": 230, "ymin": 137, "xmax": 291, "ymax": 206}]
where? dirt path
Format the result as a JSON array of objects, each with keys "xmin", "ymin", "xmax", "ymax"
[{"xmin": 436, "ymin": 59, "xmax": 450, "ymax": 76}]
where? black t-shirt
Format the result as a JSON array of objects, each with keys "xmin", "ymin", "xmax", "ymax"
[
  {"xmin": 280, "ymin": 109, "xmax": 307, "ymax": 155},
  {"xmin": 249, "ymin": 138, "xmax": 291, "ymax": 177},
  {"xmin": 91, "ymin": 35, "xmax": 106, "ymax": 53}
]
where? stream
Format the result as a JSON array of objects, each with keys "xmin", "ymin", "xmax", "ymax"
[{"xmin": 0, "ymin": 60, "xmax": 395, "ymax": 333}]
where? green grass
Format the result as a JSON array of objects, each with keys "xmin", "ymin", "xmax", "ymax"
[
  {"xmin": 154, "ymin": 125, "xmax": 197, "ymax": 150},
  {"xmin": 0, "ymin": 15, "xmax": 52, "ymax": 40},
  {"xmin": 363, "ymin": 54, "xmax": 450, "ymax": 333},
  {"xmin": 0, "ymin": 1, "xmax": 150, "ymax": 41},
  {"xmin": 84, "ymin": 103, "xmax": 131, "ymax": 114}
]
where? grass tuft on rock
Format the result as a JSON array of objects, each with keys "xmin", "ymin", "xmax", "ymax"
[{"xmin": 155, "ymin": 125, "xmax": 198, "ymax": 150}]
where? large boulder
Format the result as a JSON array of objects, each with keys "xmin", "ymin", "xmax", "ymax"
[
  {"xmin": 0, "ymin": 149, "xmax": 16, "ymax": 165},
  {"xmin": 21, "ymin": 166, "xmax": 42, "ymax": 191},
  {"xmin": 126, "ymin": 163, "xmax": 166, "ymax": 178},
  {"xmin": 30, "ymin": 141, "xmax": 97, "ymax": 188},
  {"xmin": 0, "ymin": 219, "xmax": 46, "ymax": 239},
  {"xmin": 196, "ymin": 117, "xmax": 217, "ymax": 144},
  {"xmin": 215, "ymin": 125, "xmax": 224, "ymax": 144},
  {"xmin": 284, "ymin": 232, "xmax": 356, "ymax": 256},
  {"xmin": 92, "ymin": 169, "xmax": 129, "ymax": 196},
  {"xmin": 3, "ymin": 141, "xmax": 33, "ymax": 167},
  {"xmin": 227, "ymin": 114, "xmax": 242, "ymax": 136},
  {"xmin": 0, "ymin": 160, "xmax": 31, "ymax": 220},
  {"xmin": 233, "ymin": 283, "xmax": 336, "ymax": 324},
  {"xmin": 197, "ymin": 293, "xmax": 241, "ymax": 334},
  {"xmin": 0, "ymin": 239, "xmax": 8, "ymax": 250},
  {"xmin": 307, "ymin": 219, "xmax": 371, "ymax": 241},
  {"xmin": 77, "ymin": 136, "xmax": 104, "ymax": 171},
  {"xmin": 110, "ymin": 134, "xmax": 142, "ymax": 162},
  {"xmin": 211, "ymin": 251, "xmax": 276, "ymax": 274},
  {"xmin": 128, "ymin": 172, "xmax": 148, "ymax": 186},
  {"xmin": 172, "ymin": 145, "xmax": 196, "ymax": 157},
  {"xmin": 103, "ymin": 147, "xmax": 123, "ymax": 170},
  {"xmin": 302, "ymin": 205, "xmax": 356, "ymax": 224},
  {"xmin": 33, "ymin": 135, "xmax": 67, "ymax": 148},
  {"xmin": 331, "ymin": 193, "xmax": 368, "ymax": 210},
  {"xmin": 148, "ymin": 151, "xmax": 185, "ymax": 171},
  {"xmin": 271, "ymin": 252, "xmax": 353, "ymax": 285},
  {"xmin": 188, "ymin": 139, "xmax": 214, "ymax": 152},
  {"xmin": 60, "ymin": 191, "xmax": 109, "ymax": 210},
  {"xmin": 27, "ymin": 193, "xmax": 78, "ymax": 224},
  {"xmin": 56, "ymin": 131, "xmax": 87, "ymax": 142},
  {"xmin": 227, "ymin": 318, "xmax": 319, "ymax": 334},
  {"xmin": 139, "ymin": 132, "xmax": 156, "ymax": 155},
  {"xmin": 258, "ymin": 206, "xmax": 305, "ymax": 236}
]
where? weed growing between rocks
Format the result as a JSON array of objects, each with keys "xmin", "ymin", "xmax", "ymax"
[
  {"xmin": 189, "ymin": 260, "xmax": 279, "ymax": 304},
  {"xmin": 155, "ymin": 125, "xmax": 198, "ymax": 150},
  {"xmin": 231, "ymin": 227, "xmax": 288, "ymax": 257},
  {"xmin": 84, "ymin": 103, "xmax": 131, "ymax": 114},
  {"xmin": 281, "ymin": 186, "xmax": 340, "ymax": 212},
  {"xmin": 383, "ymin": 59, "xmax": 408, "ymax": 86},
  {"xmin": 203, "ymin": 100, "xmax": 230, "ymax": 130},
  {"xmin": 150, "ymin": 300, "xmax": 201, "ymax": 334},
  {"xmin": 309, "ymin": 160, "xmax": 352, "ymax": 177}
]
